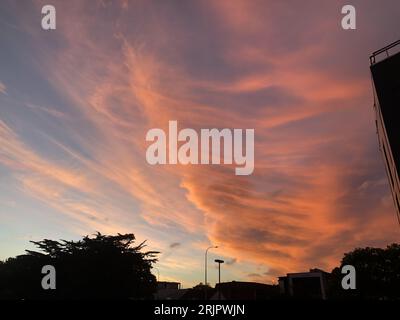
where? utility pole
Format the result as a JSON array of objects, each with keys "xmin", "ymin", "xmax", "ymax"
[{"xmin": 215, "ymin": 259, "xmax": 224, "ymax": 300}]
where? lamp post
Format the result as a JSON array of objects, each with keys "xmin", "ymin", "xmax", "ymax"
[
  {"xmin": 204, "ymin": 245, "xmax": 218, "ymax": 299},
  {"xmin": 215, "ymin": 259, "xmax": 224, "ymax": 300}
]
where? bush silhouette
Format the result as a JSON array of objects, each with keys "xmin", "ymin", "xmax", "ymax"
[{"xmin": 329, "ymin": 243, "xmax": 400, "ymax": 300}]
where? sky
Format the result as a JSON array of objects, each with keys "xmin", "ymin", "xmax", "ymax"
[{"xmin": 0, "ymin": 0, "xmax": 399, "ymax": 288}]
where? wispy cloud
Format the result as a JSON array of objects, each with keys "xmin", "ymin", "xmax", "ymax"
[
  {"xmin": 0, "ymin": 82, "xmax": 7, "ymax": 95},
  {"xmin": 25, "ymin": 103, "xmax": 66, "ymax": 119},
  {"xmin": 170, "ymin": 242, "xmax": 181, "ymax": 249}
]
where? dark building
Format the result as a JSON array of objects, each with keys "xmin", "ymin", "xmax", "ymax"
[
  {"xmin": 178, "ymin": 282, "xmax": 279, "ymax": 300},
  {"xmin": 370, "ymin": 40, "xmax": 400, "ymax": 223},
  {"xmin": 154, "ymin": 281, "xmax": 187, "ymax": 300},
  {"xmin": 278, "ymin": 269, "xmax": 330, "ymax": 300},
  {"xmin": 212, "ymin": 281, "xmax": 279, "ymax": 300}
]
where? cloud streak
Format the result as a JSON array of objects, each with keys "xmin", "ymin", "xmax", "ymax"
[{"xmin": 0, "ymin": 82, "xmax": 6, "ymax": 95}]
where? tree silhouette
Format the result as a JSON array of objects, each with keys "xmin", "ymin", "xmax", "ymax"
[
  {"xmin": 0, "ymin": 233, "xmax": 159, "ymax": 299},
  {"xmin": 329, "ymin": 243, "xmax": 400, "ymax": 300}
]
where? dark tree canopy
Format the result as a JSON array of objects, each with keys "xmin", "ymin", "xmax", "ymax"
[
  {"xmin": 329, "ymin": 243, "xmax": 400, "ymax": 300},
  {"xmin": 0, "ymin": 233, "xmax": 159, "ymax": 299}
]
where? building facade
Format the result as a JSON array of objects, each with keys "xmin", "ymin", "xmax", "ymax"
[
  {"xmin": 278, "ymin": 268, "xmax": 329, "ymax": 300},
  {"xmin": 154, "ymin": 281, "xmax": 186, "ymax": 300},
  {"xmin": 370, "ymin": 40, "xmax": 400, "ymax": 224}
]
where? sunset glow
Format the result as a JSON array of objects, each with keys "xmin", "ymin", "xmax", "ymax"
[{"xmin": 1, "ymin": 0, "xmax": 399, "ymax": 288}]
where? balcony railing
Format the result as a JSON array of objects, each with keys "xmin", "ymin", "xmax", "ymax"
[{"xmin": 370, "ymin": 40, "xmax": 400, "ymax": 65}]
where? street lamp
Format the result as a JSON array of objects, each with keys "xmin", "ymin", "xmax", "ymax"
[
  {"xmin": 215, "ymin": 259, "xmax": 224, "ymax": 300},
  {"xmin": 204, "ymin": 245, "xmax": 218, "ymax": 299},
  {"xmin": 205, "ymin": 246, "xmax": 218, "ymax": 286}
]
